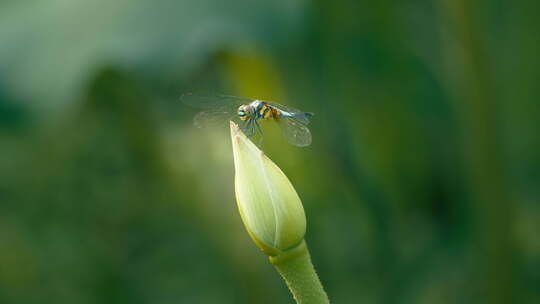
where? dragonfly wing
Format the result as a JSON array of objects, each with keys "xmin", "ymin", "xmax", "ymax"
[
  {"xmin": 265, "ymin": 101, "xmax": 312, "ymax": 125},
  {"xmin": 279, "ymin": 117, "xmax": 312, "ymax": 147},
  {"xmin": 193, "ymin": 109, "xmax": 239, "ymax": 129},
  {"xmin": 182, "ymin": 93, "xmax": 251, "ymax": 128},
  {"xmin": 181, "ymin": 93, "xmax": 253, "ymax": 110}
]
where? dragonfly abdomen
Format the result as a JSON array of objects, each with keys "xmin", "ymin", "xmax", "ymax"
[{"xmin": 281, "ymin": 111, "xmax": 313, "ymax": 119}]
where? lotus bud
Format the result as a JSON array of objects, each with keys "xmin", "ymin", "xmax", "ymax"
[{"xmin": 230, "ymin": 121, "xmax": 306, "ymax": 256}]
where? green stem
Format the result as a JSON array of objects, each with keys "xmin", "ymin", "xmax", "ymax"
[{"xmin": 269, "ymin": 241, "xmax": 329, "ymax": 304}]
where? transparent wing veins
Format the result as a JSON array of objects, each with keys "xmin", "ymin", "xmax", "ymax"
[
  {"xmin": 279, "ymin": 116, "xmax": 312, "ymax": 147},
  {"xmin": 181, "ymin": 93, "xmax": 253, "ymax": 111},
  {"xmin": 181, "ymin": 93, "xmax": 252, "ymax": 128}
]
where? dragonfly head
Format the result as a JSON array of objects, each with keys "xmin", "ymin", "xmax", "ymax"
[{"xmin": 237, "ymin": 104, "xmax": 254, "ymax": 121}]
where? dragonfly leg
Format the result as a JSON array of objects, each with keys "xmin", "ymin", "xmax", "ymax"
[
  {"xmin": 255, "ymin": 120, "xmax": 264, "ymax": 145},
  {"xmin": 243, "ymin": 119, "xmax": 255, "ymax": 137}
]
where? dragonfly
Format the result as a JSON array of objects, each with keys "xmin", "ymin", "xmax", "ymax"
[{"xmin": 181, "ymin": 93, "xmax": 314, "ymax": 147}]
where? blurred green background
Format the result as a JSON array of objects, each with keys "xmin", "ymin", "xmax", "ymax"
[{"xmin": 1, "ymin": 1, "xmax": 539, "ymax": 303}]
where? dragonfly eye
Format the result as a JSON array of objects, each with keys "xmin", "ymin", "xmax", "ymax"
[{"xmin": 238, "ymin": 109, "xmax": 246, "ymax": 117}]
